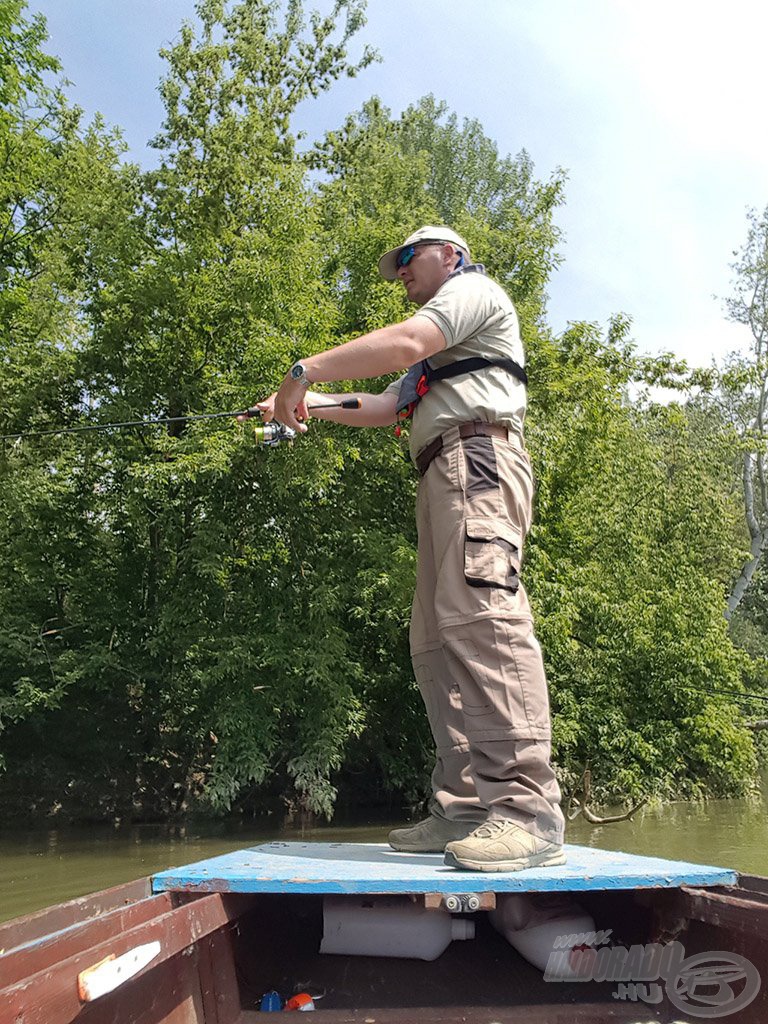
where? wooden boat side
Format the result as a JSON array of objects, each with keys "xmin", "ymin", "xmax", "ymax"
[
  {"xmin": 0, "ymin": 876, "xmax": 152, "ymax": 955},
  {"xmin": 0, "ymin": 890, "xmax": 245, "ymax": 1024},
  {"xmin": 678, "ymin": 881, "xmax": 768, "ymax": 938},
  {"xmin": 0, "ymin": 891, "xmax": 175, "ymax": 990}
]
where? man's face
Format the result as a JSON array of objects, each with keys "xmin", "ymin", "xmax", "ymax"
[{"xmin": 396, "ymin": 243, "xmax": 456, "ymax": 305}]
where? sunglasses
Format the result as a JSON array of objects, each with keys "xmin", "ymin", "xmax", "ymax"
[{"xmin": 395, "ymin": 241, "xmax": 441, "ymax": 270}]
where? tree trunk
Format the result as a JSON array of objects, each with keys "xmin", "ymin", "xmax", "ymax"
[{"xmin": 726, "ymin": 451, "xmax": 767, "ymax": 619}]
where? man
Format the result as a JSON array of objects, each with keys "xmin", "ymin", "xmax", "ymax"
[{"xmin": 259, "ymin": 226, "xmax": 565, "ymax": 871}]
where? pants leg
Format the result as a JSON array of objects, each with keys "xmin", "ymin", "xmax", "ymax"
[
  {"xmin": 441, "ymin": 617, "xmax": 564, "ymax": 842},
  {"xmin": 410, "ymin": 475, "xmax": 483, "ymax": 822},
  {"xmin": 410, "ymin": 429, "xmax": 564, "ymax": 844},
  {"xmin": 410, "ymin": 646, "xmax": 486, "ymax": 822}
]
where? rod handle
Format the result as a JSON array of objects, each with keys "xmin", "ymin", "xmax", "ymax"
[{"xmin": 241, "ymin": 398, "xmax": 360, "ymax": 419}]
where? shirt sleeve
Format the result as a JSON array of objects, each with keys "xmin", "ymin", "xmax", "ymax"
[
  {"xmin": 383, "ymin": 374, "xmax": 405, "ymax": 396},
  {"xmin": 413, "ymin": 274, "xmax": 494, "ymax": 349}
]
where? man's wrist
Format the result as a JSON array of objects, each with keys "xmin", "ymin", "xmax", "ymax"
[{"xmin": 289, "ymin": 361, "xmax": 313, "ymax": 389}]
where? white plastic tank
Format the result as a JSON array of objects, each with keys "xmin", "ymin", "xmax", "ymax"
[
  {"xmin": 320, "ymin": 895, "xmax": 475, "ymax": 961},
  {"xmin": 489, "ymin": 893, "xmax": 597, "ymax": 978}
]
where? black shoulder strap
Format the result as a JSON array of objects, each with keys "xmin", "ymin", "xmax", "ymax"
[{"xmin": 428, "ymin": 356, "xmax": 528, "ymax": 388}]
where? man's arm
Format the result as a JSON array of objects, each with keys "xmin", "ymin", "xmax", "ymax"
[
  {"xmin": 271, "ymin": 315, "xmax": 445, "ymax": 431},
  {"xmin": 302, "ymin": 316, "xmax": 445, "ymax": 383},
  {"xmin": 257, "ymin": 389, "xmax": 399, "ymax": 428}
]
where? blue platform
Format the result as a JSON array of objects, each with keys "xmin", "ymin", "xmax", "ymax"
[{"xmin": 151, "ymin": 842, "xmax": 737, "ymax": 895}]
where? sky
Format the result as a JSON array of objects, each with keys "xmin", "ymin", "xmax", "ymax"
[{"xmin": 26, "ymin": 0, "xmax": 768, "ymax": 368}]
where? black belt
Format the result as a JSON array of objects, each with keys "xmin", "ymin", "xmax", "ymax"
[{"xmin": 415, "ymin": 421, "xmax": 509, "ymax": 476}]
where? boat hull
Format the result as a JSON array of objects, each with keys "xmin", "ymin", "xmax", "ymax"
[{"xmin": 1, "ymin": 846, "xmax": 765, "ymax": 1023}]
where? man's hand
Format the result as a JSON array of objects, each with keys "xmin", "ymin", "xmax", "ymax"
[
  {"xmin": 240, "ymin": 391, "xmax": 275, "ymax": 423},
  {"xmin": 236, "ymin": 392, "xmax": 278, "ymax": 424},
  {"xmin": 273, "ymin": 373, "xmax": 310, "ymax": 432},
  {"xmin": 240, "ymin": 381, "xmax": 309, "ymax": 433}
]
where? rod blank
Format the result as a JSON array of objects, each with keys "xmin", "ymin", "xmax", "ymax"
[{"xmin": 0, "ymin": 398, "xmax": 362, "ymax": 442}]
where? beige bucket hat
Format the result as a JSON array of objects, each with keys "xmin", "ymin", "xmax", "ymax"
[{"xmin": 377, "ymin": 225, "xmax": 471, "ymax": 280}]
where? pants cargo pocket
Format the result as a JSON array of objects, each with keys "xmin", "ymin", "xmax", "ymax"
[{"xmin": 464, "ymin": 517, "xmax": 522, "ymax": 593}]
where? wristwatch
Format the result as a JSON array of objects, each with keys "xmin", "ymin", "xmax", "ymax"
[{"xmin": 289, "ymin": 362, "xmax": 312, "ymax": 389}]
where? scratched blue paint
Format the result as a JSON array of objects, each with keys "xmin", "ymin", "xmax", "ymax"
[{"xmin": 151, "ymin": 842, "xmax": 737, "ymax": 895}]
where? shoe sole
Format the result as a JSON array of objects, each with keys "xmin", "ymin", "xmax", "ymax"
[
  {"xmin": 388, "ymin": 843, "xmax": 446, "ymax": 853},
  {"xmin": 443, "ymin": 849, "xmax": 567, "ymax": 872}
]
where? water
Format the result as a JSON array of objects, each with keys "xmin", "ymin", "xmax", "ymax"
[{"xmin": 2, "ymin": 794, "xmax": 767, "ymax": 925}]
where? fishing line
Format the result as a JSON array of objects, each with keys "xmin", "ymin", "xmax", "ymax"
[{"xmin": 681, "ymin": 683, "xmax": 768, "ymax": 706}]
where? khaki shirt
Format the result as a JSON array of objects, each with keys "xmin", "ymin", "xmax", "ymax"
[{"xmin": 384, "ymin": 268, "xmax": 527, "ymax": 462}]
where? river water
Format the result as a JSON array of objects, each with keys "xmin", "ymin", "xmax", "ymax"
[{"xmin": 2, "ymin": 790, "xmax": 767, "ymax": 924}]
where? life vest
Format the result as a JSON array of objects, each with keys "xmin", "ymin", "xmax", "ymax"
[{"xmin": 395, "ymin": 355, "xmax": 528, "ymax": 423}]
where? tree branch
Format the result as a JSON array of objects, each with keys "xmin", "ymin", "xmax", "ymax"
[{"xmin": 566, "ymin": 767, "xmax": 647, "ymax": 824}]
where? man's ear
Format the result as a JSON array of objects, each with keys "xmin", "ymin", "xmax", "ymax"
[{"xmin": 444, "ymin": 244, "xmax": 464, "ymax": 270}]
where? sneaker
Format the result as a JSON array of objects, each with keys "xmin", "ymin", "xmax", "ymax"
[
  {"xmin": 388, "ymin": 815, "xmax": 481, "ymax": 853},
  {"xmin": 444, "ymin": 819, "xmax": 566, "ymax": 872}
]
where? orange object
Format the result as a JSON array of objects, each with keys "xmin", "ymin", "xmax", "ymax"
[{"xmin": 284, "ymin": 992, "xmax": 315, "ymax": 1011}]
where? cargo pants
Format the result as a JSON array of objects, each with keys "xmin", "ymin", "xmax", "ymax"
[{"xmin": 410, "ymin": 426, "xmax": 565, "ymax": 844}]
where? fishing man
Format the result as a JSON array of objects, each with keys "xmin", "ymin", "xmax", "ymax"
[{"xmin": 257, "ymin": 226, "xmax": 565, "ymax": 871}]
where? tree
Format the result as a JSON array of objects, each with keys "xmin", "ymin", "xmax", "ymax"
[
  {"xmin": 0, "ymin": 0, "xmax": 381, "ymax": 819},
  {"xmin": 522, "ymin": 319, "xmax": 755, "ymax": 802},
  {"xmin": 0, "ymin": 0, "xmax": 137, "ymax": 776},
  {"xmin": 719, "ymin": 206, "xmax": 768, "ymax": 618}
]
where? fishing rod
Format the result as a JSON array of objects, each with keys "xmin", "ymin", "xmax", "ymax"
[{"xmin": 0, "ymin": 399, "xmax": 362, "ymax": 447}]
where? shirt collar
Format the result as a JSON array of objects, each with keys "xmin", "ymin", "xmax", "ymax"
[{"xmin": 446, "ymin": 262, "xmax": 486, "ymax": 282}]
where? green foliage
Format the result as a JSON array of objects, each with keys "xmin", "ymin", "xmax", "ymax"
[
  {"xmin": 522, "ymin": 319, "xmax": 756, "ymax": 801},
  {"xmin": 0, "ymin": 0, "xmax": 759, "ymax": 823}
]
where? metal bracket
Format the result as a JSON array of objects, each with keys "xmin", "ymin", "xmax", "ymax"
[{"xmin": 423, "ymin": 891, "xmax": 496, "ymax": 912}]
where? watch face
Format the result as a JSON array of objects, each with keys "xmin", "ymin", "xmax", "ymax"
[{"xmin": 290, "ymin": 363, "xmax": 304, "ymax": 380}]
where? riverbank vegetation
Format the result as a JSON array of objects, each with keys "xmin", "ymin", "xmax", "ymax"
[{"xmin": 1, "ymin": 0, "xmax": 767, "ymax": 824}]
